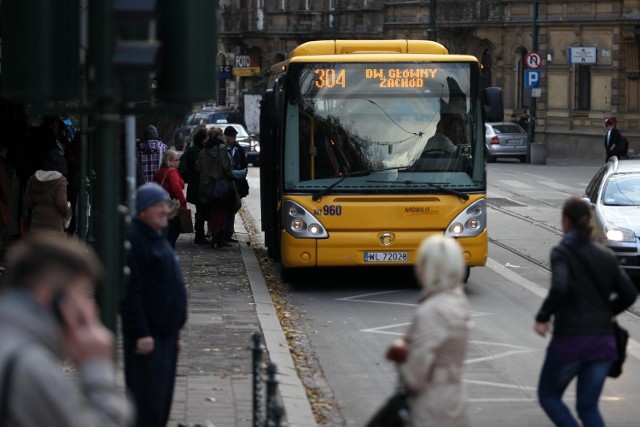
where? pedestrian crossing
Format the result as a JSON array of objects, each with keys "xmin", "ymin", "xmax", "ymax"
[{"xmin": 489, "ymin": 178, "xmax": 590, "ymax": 202}]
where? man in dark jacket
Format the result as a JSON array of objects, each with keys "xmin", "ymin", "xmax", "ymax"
[
  {"xmin": 604, "ymin": 119, "xmax": 623, "ymax": 162},
  {"xmin": 223, "ymin": 126, "xmax": 248, "ymax": 243},
  {"xmin": 180, "ymin": 128, "xmax": 209, "ymax": 244},
  {"xmin": 120, "ymin": 182, "xmax": 187, "ymax": 427}
]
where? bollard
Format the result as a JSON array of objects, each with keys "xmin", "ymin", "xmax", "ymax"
[{"xmin": 252, "ymin": 332, "xmax": 264, "ymax": 427}]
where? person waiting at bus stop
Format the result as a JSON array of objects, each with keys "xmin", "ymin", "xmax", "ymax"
[
  {"xmin": 120, "ymin": 182, "xmax": 187, "ymax": 427},
  {"xmin": 197, "ymin": 127, "xmax": 235, "ymax": 249}
]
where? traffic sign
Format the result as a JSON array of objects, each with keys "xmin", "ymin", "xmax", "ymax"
[
  {"xmin": 525, "ymin": 70, "xmax": 541, "ymax": 88},
  {"xmin": 525, "ymin": 52, "xmax": 542, "ymax": 69}
]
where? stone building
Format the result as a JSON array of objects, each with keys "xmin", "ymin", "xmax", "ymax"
[{"xmin": 219, "ymin": 0, "xmax": 640, "ymax": 160}]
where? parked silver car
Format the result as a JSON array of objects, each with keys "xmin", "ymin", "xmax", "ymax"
[
  {"xmin": 485, "ymin": 122, "xmax": 527, "ymax": 163},
  {"xmin": 584, "ymin": 157, "xmax": 640, "ymax": 275}
]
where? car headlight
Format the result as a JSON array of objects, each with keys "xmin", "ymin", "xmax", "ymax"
[
  {"xmin": 283, "ymin": 200, "xmax": 328, "ymax": 239},
  {"xmin": 605, "ymin": 223, "xmax": 636, "ymax": 242},
  {"xmin": 250, "ymin": 140, "xmax": 260, "ymax": 153},
  {"xmin": 445, "ymin": 199, "xmax": 486, "ymax": 238}
]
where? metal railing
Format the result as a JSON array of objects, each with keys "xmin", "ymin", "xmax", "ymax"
[{"xmin": 252, "ymin": 332, "xmax": 286, "ymax": 427}]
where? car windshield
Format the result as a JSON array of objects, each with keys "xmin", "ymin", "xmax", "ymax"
[
  {"xmin": 491, "ymin": 124, "xmax": 524, "ymax": 134},
  {"xmin": 602, "ymin": 173, "xmax": 640, "ymax": 206}
]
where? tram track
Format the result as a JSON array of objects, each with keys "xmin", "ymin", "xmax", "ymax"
[{"xmin": 486, "ymin": 197, "xmax": 640, "ymax": 321}]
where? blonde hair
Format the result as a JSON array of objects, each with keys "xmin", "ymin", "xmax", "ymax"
[
  {"xmin": 161, "ymin": 150, "xmax": 179, "ymax": 168},
  {"xmin": 415, "ymin": 235, "xmax": 465, "ymax": 295}
]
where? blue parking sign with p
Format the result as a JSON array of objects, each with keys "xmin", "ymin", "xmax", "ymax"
[{"xmin": 525, "ymin": 70, "xmax": 541, "ymax": 88}]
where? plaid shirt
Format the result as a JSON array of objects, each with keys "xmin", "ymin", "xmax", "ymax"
[{"xmin": 136, "ymin": 139, "xmax": 168, "ymax": 183}]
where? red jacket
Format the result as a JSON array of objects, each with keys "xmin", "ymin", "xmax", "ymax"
[{"xmin": 154, "ymin": 165, "xmax": 186, "ymax": 208}]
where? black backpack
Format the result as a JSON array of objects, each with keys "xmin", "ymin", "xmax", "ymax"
[{"xmin": 617, "ymin": 136, "xmax": 629, "ymax": 159}]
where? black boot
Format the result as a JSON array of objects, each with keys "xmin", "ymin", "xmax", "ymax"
[
  {"xmin": 214, "ymin": 235, "xmax": 231, "ymax": 248},
  {"xmin": 194, "ymin": 234, "xmax": 210, "ymax": 245}
]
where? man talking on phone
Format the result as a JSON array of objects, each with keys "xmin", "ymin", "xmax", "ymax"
[{"xmin": 0, "ymin": 234, "xmax": 133, "ymax": 427}]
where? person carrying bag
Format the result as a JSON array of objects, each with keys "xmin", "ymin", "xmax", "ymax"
[
  {"xmin": 534, "ymin": 197, "xmax": 637, "ymax": 427},
  {"xmin": 369, "ymin": 235, "xmax": 471, "ymax": 427}
]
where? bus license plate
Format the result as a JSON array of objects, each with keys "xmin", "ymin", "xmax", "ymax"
[{"xmin": 364, "ymin": 252, "xmax": 408, "ymax": 262}]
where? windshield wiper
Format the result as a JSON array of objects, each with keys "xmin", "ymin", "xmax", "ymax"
[
  {"xmin": 365, "ymin": 179, "xmax": 470, "ymax": 201},
  {"xmin": 311, "ymin": 166, "xmax": 408, "ymax": 201}
]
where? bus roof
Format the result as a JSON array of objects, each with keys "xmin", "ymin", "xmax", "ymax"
[
  {"xmin": 292, "ymin": 40, "xmax": 448, "ymax": 56},
  {"xmin": 269, "ymin": 40, "xmax": 480, "ymax": 75}
]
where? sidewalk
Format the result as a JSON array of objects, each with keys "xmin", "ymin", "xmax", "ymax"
[{"xmin": 163, "ymin": 213, "xmax": 315, "ymax": 427}]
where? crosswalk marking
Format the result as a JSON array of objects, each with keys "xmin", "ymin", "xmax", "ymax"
[
  {"xmin": 498, "ymin": 179, "xmax": 533, "ymax": 189},
  {"xmin": 537, "ymin": 180, "xmax": 573, "ymax": 191}
]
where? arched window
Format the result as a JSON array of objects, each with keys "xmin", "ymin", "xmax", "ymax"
[
  {"xmin": 480, "ymin": 49, "xmax": 492, "ymax": 90},
  {"xmin": 515, "ymin": 47, "xmax": 531, "ymax": 109}
]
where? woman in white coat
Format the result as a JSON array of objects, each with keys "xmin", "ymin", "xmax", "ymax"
[{"xmin": 390, "ymin": 235, "xmax": 471, "ymax": 426}]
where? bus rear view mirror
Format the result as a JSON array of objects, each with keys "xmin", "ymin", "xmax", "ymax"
[
  {"xmin": 483, "ymin": 87, "xmax": 504, "ymax": 123},
  {"xmin": 265, "ymin": 76, "xmax": 286, "ymax": 122}
]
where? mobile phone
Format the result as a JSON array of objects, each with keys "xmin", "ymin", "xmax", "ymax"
[{"xmin": 51, "ymin": 289, "xmax": 67, "ymax": 329}]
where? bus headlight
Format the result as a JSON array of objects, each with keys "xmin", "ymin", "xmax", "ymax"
[
  {"xmin": 445, "ymin": 199, "xmax": 486, "ymax": 238},
  {"xmin": 283, "ymin": 200, "xmax": 329, "ymax": 239}
]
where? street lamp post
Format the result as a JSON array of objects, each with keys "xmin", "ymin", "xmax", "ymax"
[
  {"xmin": 427, "ymin": 0, "xmax": 437, "ymax": 41},
  {"xmin": 527, "ymin": 0, "xmax": 539, "ymax": 163}
]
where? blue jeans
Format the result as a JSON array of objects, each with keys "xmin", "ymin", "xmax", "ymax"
[{"xmin": 538, "ymin": 350, "xmax": 611, "ymax": 427}]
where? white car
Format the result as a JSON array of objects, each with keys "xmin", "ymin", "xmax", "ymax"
[{"xmin": 584, "ymin": 157, "xmax": 640, "ymax": 276}]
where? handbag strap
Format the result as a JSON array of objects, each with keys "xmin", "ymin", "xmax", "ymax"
[
  {"xmin": 0, "ymin": 351, "xmax": 20, "ymax": 425},
  {"xmin": 160, "ymin": 168, "xmax": 172, "ymax": 187}
]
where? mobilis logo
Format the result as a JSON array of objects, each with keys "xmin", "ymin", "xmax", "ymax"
[{"xmin": 404, "ymin": 206, "xmax": 434, "ymax": 215}]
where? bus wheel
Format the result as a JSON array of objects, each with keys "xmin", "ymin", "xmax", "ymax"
[
  {"xmin": 280, "ymin": 266, "xmax": 301, "ymax": 284},
  {"xmin": 463, "ymin": 266, "xmax": 471, "ymax": 283}
]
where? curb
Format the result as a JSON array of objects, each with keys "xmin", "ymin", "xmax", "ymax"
[{"xmin": 238, "ymin": 227, "xmax": 317, "ymax": 426}]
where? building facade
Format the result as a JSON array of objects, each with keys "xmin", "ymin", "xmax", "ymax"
[{"xmin": 219, "ymin": 0, "xmax": 640, "ymax": 160}]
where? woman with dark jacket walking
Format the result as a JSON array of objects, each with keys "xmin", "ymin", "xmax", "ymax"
[
  {"xmin": 535, "ymin": 197, "xmax": 637, "ymax": 427},
  {"xmin": 180, "ymin": 128, "xmax": 208, "ymax": 244},
  {"xmin": 197, "ymin": 127, "xmax": 234, "ymax": 248},
  {"xmin": 153, "ymin": 150, "xmax": 186, "ymax": 248}
]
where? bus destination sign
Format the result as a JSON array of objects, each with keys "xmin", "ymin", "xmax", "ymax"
[{"xmin": 311, "ymin": 66, "xmax": 441, "ymax": 91}]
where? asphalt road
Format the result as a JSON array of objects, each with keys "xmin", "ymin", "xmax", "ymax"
[{"xmin": 243, "ymin": 160, "xmax": 640, "ymax": 426}]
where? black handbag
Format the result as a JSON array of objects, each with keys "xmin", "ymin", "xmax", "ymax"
[
  {"xmin": 609, "ymin": 320, "xmax": 629, "ymax": 378},
  {"xmin": 212, "ymin": 179, "xmax": 234, "ymax": 204},
  {"xmin": 366, "ymin": 378, "xmax": 410, "ymax": 427},
  {"xmin": 366, "ymin": 392, "xmax": 409, "ymax": 427}
]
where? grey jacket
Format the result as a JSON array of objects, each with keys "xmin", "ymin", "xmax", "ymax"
[
  {"xmin": 196, "ymin": 142, "xmax": 233, "ymax": 205},
  {"xmin": 0, "ymin": 290, "xmax": 133, "ymax": 427}
]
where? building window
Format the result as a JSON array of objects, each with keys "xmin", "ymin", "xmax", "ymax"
[
  {"xmin": 575, "ymin": 65, "xmax": 591, "ymax": 111},
  {"xmin": 516, "ymin": 53, "xmax": 531, "ymax": 109}
]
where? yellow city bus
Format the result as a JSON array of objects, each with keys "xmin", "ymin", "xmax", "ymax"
[{"xmin": 260, "ymin": 40, "xmax": 503, "ymax": 281}]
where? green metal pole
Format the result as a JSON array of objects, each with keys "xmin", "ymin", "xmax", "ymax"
[
  {"xmin": 527, "ymin": 0, "xmax": 538, "ymax": 163},
  {"xmin": 428, "ymin": 0, "xmax": 437, "ymax": 41},
  {"xmin": 89, "ymin": 0, "xmax": 122, "ymax": 333}
]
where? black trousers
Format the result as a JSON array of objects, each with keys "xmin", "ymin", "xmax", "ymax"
[
  {"xmin": 124, "ymin": 332, "xmax": 179, "ymax": 427},
  {"xmin": 194, "ymin": 202, "xmax": 206, "ymax": 237}
]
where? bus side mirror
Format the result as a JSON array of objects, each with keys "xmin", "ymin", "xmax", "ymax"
[{"xmin": 483, "ymin": 87, "xmax": 504, "ymax": 123}]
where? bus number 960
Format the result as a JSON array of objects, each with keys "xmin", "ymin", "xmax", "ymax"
[{"xmin": 322, "ymin": 205, "xmax": 342, "ymax": 216}]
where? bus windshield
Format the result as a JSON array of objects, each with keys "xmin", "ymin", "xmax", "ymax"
[{"xmin": 283, "ymin": 62, "xmax": 485, "ymax": 193}]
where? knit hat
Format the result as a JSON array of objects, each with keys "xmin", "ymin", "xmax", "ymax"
[
  {"xmin": 144, "ymin": 125, "xmax": 159, "ymax": 140},
  {"xmin": 136, "ymin": 182, "xmax": 169, "ymax": 215},
  {"xmin": 223, "ymin": 126, "xmax": 238, "ymax": 136}
]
